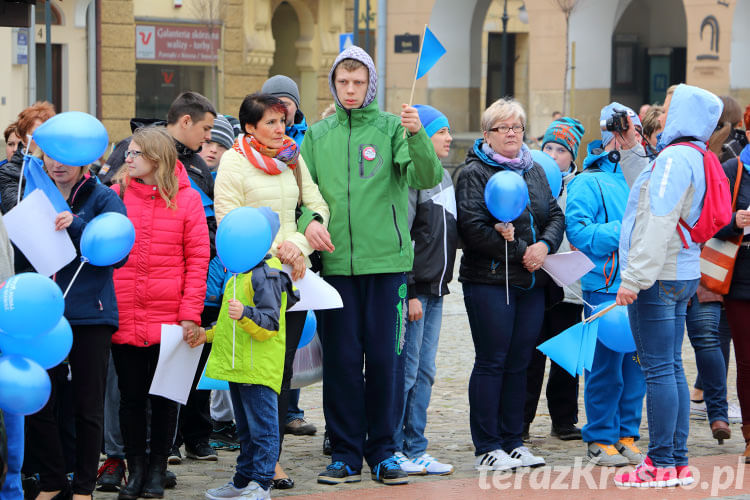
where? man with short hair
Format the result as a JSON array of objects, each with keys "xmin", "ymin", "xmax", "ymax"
[{"xmin": 300, "ymin": 46, "xmax": 442, "ymax": 487}]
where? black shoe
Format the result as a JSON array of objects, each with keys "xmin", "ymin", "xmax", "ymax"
[
  {"xmin": 210, "ymin": 420, "xmax": 240, "ymax": 450},
  {"xmin": 118, "ymin": 456, "xmax": 146, "ymax": 500},
  {"xmin": 272, "ymin": 477, "xmax": 295, "ymax": 489},
  {"xmin": 142, "ymin": 455, "xmax": 166, "ymax": 498},
  {"xmin": 22, "ymin": 474, "xmax": 40, "ymax": 499},
  {"xmin": 551, "ymin": 424, "xmax": 582, "ymax": 441},
  {"xmin": 167, "ymin": 445, "xmax": 182, "ymax": 465},
  {"xmin": 317, "ymin": 461, "xmax": 361, "ymax": 484},
  {"xmin": 323, "ymin": 431, "xmax": 332, "ymax": 456},
  {"xmin": 371, "ymin": 456, "xmax": 408, "ymax": 485},
  {"xmin": 97, "ymin": 457, "xmax": 126, "ymax": 491},
  {"xmin": 164, "ymin": 469, "xmax": 177, "ymax": 489},
  {"xmin": 185, "ymin": 441, "xmax": 218, "ymax": 461}
]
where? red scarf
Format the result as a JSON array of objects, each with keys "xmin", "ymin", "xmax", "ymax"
[{"xmin": 233, "ymin": 134, "xmax": 298, "ymax": 175}]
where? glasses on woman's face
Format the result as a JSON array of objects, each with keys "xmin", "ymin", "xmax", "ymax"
[
  {"xmin": 124, "ymin": 150, "xmax": 143, "ymax": 160},
  {"xmin": 489, "ymin": 124, "xmax": 525, "ymax": 135}
]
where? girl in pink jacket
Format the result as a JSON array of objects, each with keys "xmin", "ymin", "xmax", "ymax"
[{"xmin": 111, "ymin": 126, "xmax": 209, "ymax": 499}]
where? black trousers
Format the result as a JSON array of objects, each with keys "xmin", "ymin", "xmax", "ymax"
[
  {"xmin": 25, "ymin": 325, "xmax": 113, "ymax": 495},
  {"xmin": 524, "ymin": 301, "xmax": 583, "ymax": 428},
  {"xmin": 277, "ymin": 310, "xmax": 307, "ymax": 457},
  {"xmin": 111, "ymin": 343, "xmax": 178, "ymax": 459}
]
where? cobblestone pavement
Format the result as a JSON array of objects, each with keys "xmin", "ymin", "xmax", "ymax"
[{"xmin": 95, "ymin": 262, "xmax": 748, "ymax": 499}]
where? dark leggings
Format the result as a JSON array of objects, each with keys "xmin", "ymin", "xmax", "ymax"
[
  {"xmin": 25, "ymin": 325, "xmax": 113, "ymax": 495},
  {"xmin": 277, "ymin": 310, "xmax": 307, "ymax": 457},
  {"xmin": 725, "ymin": 299, "xmax": 750, "ymax": 425}
]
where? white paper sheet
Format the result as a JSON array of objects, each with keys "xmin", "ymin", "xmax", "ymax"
[
  {"xmin": 541, "ymin": 251, "xmax": 595, "ymax": 287},
  {"xmin": 148, "ymin": 324, "xmax": 203, "ymax": 404},
  {"xmin": 3, "ymin": 189, "xmax": 77, "ymax": 276},
  {"xmin": 281, "ymin": 264, "xmax": 343, "ymax": 311}
]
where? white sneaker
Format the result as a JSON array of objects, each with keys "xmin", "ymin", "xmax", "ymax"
[
  {"xmin": 475, "ymin": 449, "xmax": 522, "ymax": 471},
  {"xmin": 690, "ymin": 400, "xmax": 707, "ymax": 421},
  {"xmin": 410, "ymin": 453, "xmax": 454, "ymax": 475},
  {"xmin": 509, "ymin": 446, "xmax": 545, "ymax": 467},
  {"xmin": 206, "ymin": 482, "xmax": 254, "ymax": 500},
  {"xmin": 394, "ymin": 451, "xmax": 426, "ymax": 475},
  {"xmin": 238, "ymin": 481, "xmax": 270, "ymax": 500},
  {"xmin": 728, "ymin": 402, "xmax": 742, "ymax": 424}
]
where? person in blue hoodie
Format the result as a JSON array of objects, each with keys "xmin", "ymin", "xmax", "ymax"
[
  {"xmin": 566, "ymin": 103, "xmax": 648, "ymax": 468},
  {"xmin": 261, "ymin": 75, "xmax": 308, "ymax": 148},
  {"xmin": 615, "ymin": 84, "xmax": 723, "ymax": 488}
]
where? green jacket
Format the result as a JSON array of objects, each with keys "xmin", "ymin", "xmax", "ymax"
[
  {"xmin": 204, "ymin": 257, "xmax": 297, "ymax": 394},
  {"xmin": 300, "ymin": 100, "xmax": 443, "ymax": 276}
]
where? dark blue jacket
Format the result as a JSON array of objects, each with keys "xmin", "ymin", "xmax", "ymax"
[{"xmin": 56, "ymin": 176, "xmax": 128, "ymax": 328}]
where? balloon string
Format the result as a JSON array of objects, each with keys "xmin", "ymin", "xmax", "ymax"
[
  {"xmin": 232, "ymin": 275, "xmax": 236, "ymax": 369},
  {"xmin": 62, "ymin": 260, "xmax": 86, "ymax": 299},
  {"xmin": 505, "ymin": 240, "xmax": 509, "ymax": 305}
]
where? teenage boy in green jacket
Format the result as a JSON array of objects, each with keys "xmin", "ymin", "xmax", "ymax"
[{"xmin": 300, "ymin": 45, "xmax": 442, "ymax": 486}]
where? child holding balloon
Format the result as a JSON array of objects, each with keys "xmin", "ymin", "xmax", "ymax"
[{"xmin": 187, "ymin": 207, "xmax": 300, "ymax": 500}]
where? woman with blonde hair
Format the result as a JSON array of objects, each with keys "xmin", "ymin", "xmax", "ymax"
[{"xmin": 111, "ymin": 126, "xmax": 210, "ymax": 499}]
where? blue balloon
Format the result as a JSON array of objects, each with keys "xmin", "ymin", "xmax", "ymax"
[
  {"xmin": 0, "ymin": 317, "xmax": 72, "ymax": 369},
  {"xmin": 0, "ymin": 355, "xmax": 51, "ymax": 415},
  {"xmin": 593, "ymin": 301, "xmax": 636, "ymax": 353},
  {"xmin": 0, "ymin": 273, "xmax": 64, "ymax": 339},
  {"xmin": 81, "ymin": 212, "xmax": 136, "ymax": 266},
  {"xmin": 484, "ymin": 170, "xmax": 529, "ymax": 222},
  {"xmin": 216, "ymin": 207, "xmax": 273, "ymax": 274},
  {"xmin": 298, "ymin": 310, "xmax": 317, "ymax": 349},
  {"xmin": 33, "ymin": 111, "xmax": 109, "ymax": 167},
  {"xmin": 531, "ymin": 149, "xmax": 563, "ymax": 199}
]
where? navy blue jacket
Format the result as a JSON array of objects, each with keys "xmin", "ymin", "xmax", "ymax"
[{"xmin": 56, "ymin": 176, "xmax": 128, "ymax": 327}]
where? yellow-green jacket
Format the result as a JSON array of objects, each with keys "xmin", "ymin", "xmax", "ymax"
[{"xmin": 204, "ymin": 257, "xmax": 299, "ymax": 394}]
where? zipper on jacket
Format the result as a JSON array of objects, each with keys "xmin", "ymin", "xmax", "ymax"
[
  {"xmin": 347, "ymin": 113, "xmax": 355, "ymax": 275},
  {"xmin": 438, "ymin": 181, "xmax": 447, "ymax": 296},
  {"xmin": 391, "ymin": 204, "xmax": 403, "ymax": 253}
]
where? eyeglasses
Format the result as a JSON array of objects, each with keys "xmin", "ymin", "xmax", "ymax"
[
  {"xmin": 489, "ymin": 125, "xmax": 525, "ymax": 134},
  {"xmin": 124, "ymin": 150, "xmax": 143, "ymax": 160}
]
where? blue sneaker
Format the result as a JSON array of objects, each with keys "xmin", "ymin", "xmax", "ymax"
[
  {"xmin": 371, "ymin": 456, "xmax": 409, "ymax": 485},
  {"xmin": 317, "ymin": 461, "xmax": 362, "ymax": 484}
]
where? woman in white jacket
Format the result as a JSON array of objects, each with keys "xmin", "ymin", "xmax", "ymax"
[{"xmin": 214, "ymin": 93, "xmax": 331, "ymax": 489}]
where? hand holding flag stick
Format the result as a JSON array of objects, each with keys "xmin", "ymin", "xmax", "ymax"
[{"xmin": 403, "ymin": 25, "xmax": 446, "ymax": 138}]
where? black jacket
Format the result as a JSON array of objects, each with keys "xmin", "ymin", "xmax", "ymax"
[
  {"xmin": 407, "ymin": 169, "xmax": 458, "ymax": 298},
  {"xmin": 0, "ymin": 148, "xmax": 24, "ymax": 215},
  {"xmin": 715, "ymin": 157, "xmax": 750, "ymax": 300},
  {"xmin": 456, "ymin": 147, "xmax": 564, "ymax": 289}
]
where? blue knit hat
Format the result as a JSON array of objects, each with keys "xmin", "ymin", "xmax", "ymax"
[
  {"xmin": 541, "ymin": 117, "xmax": 585, "ymax": 160},
  {"xmin": 414, "ymin": 104, "xmax": 450, "ymax": 137},
  {"xmin": 600, "ymin": 102, "xmax": 641, "ymax": 147}
]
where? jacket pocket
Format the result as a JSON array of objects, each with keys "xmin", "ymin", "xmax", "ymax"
[{"xmin": 391, "ymin": 205, "xmax": 403, "ymax": 251}]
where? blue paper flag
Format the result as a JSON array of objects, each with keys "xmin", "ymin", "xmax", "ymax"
[
  {"xmin": 196, "ymin": 365, "xmax": 229, "ymax": 391},
  {"xmin": 416, "ymin": 27, "xmax": 446, "ymax": 79},
  {"xmin": 22, "ymin": 155, "xmax": 70, "ymax": 214},
  {"xmin": 537, "ymin": 323, "xmax": 584, "ymax": 377},
  {"xmin": 581, "ymin": 320, "xmax": 598, "ymax": 372}
]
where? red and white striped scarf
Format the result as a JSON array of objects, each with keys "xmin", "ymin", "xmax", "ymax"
[{"xmin": 232, "ymin": 133, "xmax": 298, "ymax": 175}]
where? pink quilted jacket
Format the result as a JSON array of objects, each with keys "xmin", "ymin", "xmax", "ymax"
[{"xmin": 112, "ymin": 161, "xmax": 209, "ymax": 347}]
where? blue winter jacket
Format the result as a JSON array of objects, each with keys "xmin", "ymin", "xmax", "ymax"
[
  {"xmin": 56, "ymin": 175, "xmax": 128, "ymax": 327},
  {"xmin": 287, "ymin": 114, "xmax": 308, "ymax": 147},
  {"xmin": 205, "ymin": 256, "xmax": 231, "ymax": 308},
  {"xmin": 619, "ymin": 84, "xmax": 723, "ymax": 291},
  {"xmin": 566, "ymin": 141, "xmax": 631, "ymax": 293}
]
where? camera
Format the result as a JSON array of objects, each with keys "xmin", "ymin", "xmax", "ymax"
[{"xmin": 600, "ymin": 109, "xmax": 629, "ymax": 133}]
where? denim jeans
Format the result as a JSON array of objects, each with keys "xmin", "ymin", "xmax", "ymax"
[
  {"xmin": 463, "ymin": 283, "xmax": 544, "ymax": 455},
  {"xmin": 228, "ymin": 383, "xmax": 278, "ymax": 491},
  {"xmin": 0, "ymin": 412, "xmax": 23, "ymax": 499},
  {"xmin": 629, "ymin": 279, "xmax": 699, "ymax": 467},
  {"xmin": 685, "ymin": 298, "xmax": 728, "ymax": 423},
  {"xmin": 286, "ymin": 389, "xmax": 304, "ymax": 423},
  {"xmin": 695, "ymin": 307, "xmax": 732, "ymax": 392},
  {"xmin": 582, "ymin": 291, "xmax": 645, "ymax": 445},
  {"xmin": 395, "ymin": 294, "xmax": 443, "ymax": 458}
]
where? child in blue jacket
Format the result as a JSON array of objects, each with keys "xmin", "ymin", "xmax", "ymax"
[{"xmin": 565, "ymin": 103, "xmax": 647, "ymax": 467}]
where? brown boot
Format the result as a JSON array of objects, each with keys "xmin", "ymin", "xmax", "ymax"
[
  {"xmin": 742, "ymin": 425, "xmax": 750, "ymax": 464},
  {"xmin": 711, "ymin": 420, "xmax": 731, "ymax": 444}
]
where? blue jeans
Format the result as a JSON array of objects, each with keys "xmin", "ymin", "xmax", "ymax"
[
  {"xmin": 629, "ymin": 279, "xmax": 699, "ymax": 467},
  {"xmin": 463, "ymin": 283, "xmax": 544, "ymax": 455},
  {"xmin": 581, "ymin": 291, "xmax": 645, "ymax": 445},
  {"xmin": 286, "ymin": 389, "xmax": 304, "ymax": 423},
  {"xmin": 685, "ymin": 298, "xmax": 728, "ymax": 423},
  {"xmin": 0, "ymin": 412, "xmax": 23, "ymax": 499},
  {"xmin": 694, "ymin": 307, "xmax": 732, "ymax": 392},
  {"xmin": 395, "ymin": 294, "xmax": 443, "ymax": 458},
  {"xmin": 228, "ymin": 383, "xmax": 278, "ymax": 491}
]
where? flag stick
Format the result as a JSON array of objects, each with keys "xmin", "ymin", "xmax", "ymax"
[
  {"xmin": 17, "ymin": 136, "xmax": 32, "ymax": 206},
  {"xmin": 62, "ymin": 260, "xmax": 86, "ymax": 299},
  {"xmin": 403, "ymin": 24, "xmax": 429, "ymax": 139},
  {"xmin": 583, "ymin": 302, "xmax": 617, "ymax": 323}
]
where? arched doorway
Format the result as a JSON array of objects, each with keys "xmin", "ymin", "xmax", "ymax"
[
  {"xmin": 269, "ymin": 2, "xmax": 301, "ymax": 83},
  {"xmin": 611, "ymin": 0, "xmax": 687, "ymax": 108}
]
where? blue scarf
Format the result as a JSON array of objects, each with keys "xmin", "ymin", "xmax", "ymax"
[{"xmin": 740, "ymin": 144, "xmax": 750, "ymax": 175}]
